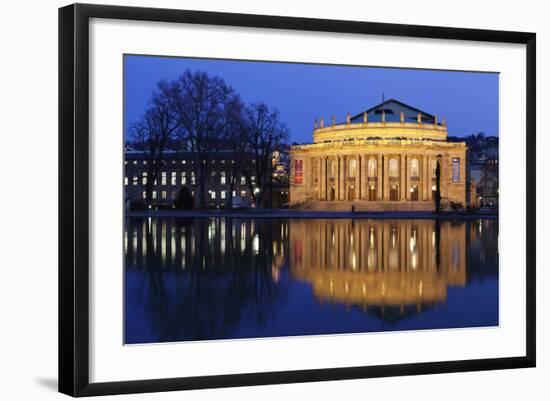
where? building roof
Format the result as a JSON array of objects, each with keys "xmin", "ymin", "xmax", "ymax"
[{"xmin": 350, "ymin": 99, "xmax": 438, "ymax": 125}]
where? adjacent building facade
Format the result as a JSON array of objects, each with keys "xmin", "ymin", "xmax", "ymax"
[
  {"xmin": 290, "ymin": 99, "xmax": 471, "ymax": 211},
  {"xmin": 124, "ymin": 150, "xmax": 289, "ymax": 210}
]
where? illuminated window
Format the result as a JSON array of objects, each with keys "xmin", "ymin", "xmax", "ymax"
[
  {"xmin": 452, "ymin": 158, "xmax": 460, "ymax": 182},
  {"xmin": 132, "ymin": 160, "xmax": 137, "ymax": 165},
  {"xmin": 232, "ymin": 190, "xmax": 236, "ymax": 197},
  {"xmin": 141, "ymin": 172, "xmax": 147, "ymax": 185},
  {"xmin": 124, "ymin": 160, "xmax": 128, "ymax": 165},
  {"xmin": 124, "ymin": 176, "xmax": 128, "ymax": 186},
  {"xmin": 411, "ymin": 158, "xmax": 419, "ymax": 178},
  {"xmin": 210, "ymin": 191, "xmax": 216, "ymax": 199},
  {"xmin": 161, "ymin": 172, "xmax": 167, "ymax": 185},
  {"xmin": 190, "ymin": 172, "xmax": 196, "ymax": 185},
  {"xmin": 389, "ymin": 158, "xmax": 399, "ymax": 178},
  {"xmin": 181, "ymin": 171, "xmax": 187, "ymax": 185},
  {"xmin": 240, "ymin": 190, "xmax": 247, "ymax": 197},
  {"xmin": 220, "ymin": 171, "xmax": 226, "ymax": 185},
  {"xmin": 221, "ymin": 191, "xmax": 226, "ymax": 199},
  {"xmin": 152, "ymin": 191, "xmax": 157, "ymax": 199},
  {"xmin": 368, "ymin": 158, "xmax": 377, "ymax": 177},
  {"xmin": 181, "ymin": 160, "xmax": 186, "ymax": 164},
  {"xmin": 240, "ymin": 176, "xmax": 246, "ymax": 185},
  {"xmin": 132, "ymin": 176, "xmax": 138, "ymax": 186},
  {"xmin": 142, "ymin": 191, "xmax": 146, "ymax": 200},
  {"xmin": 161, "ymin": 190, "xmax": 167, "ymax": 199},
  {"xmin": 171, "ymin": 171, "xmax": 176, "ymax": 185},
  {"xmin": 143, "ymin": 160, "xmax": 147, "ymax": 165}
]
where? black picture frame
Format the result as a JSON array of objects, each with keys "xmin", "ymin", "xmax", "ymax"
[{"xmin": 59, "ymin": 3, "xmax": 536, "ymax": 397}]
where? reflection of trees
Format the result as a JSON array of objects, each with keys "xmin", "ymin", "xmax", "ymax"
[
  {"xmin": 466, "ymin": 219, "xmax": 499, "ymax": 281},
  {"xmin": 125, "ymin": 217, "xmax": 288, "ymax": 342}
]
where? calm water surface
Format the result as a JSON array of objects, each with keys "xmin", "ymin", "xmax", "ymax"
[{"xmin": 124, "ymin": 217, "xmax": 498, "ymax": 344}]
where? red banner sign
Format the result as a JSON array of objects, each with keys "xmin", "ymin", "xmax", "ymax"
[{"xmin": 295, "ymin": 159, "xmax": 303, "ymax": 184}]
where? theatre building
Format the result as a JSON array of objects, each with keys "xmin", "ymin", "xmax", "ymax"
[{"xmin": 290, "ymin": 99, "xmax": 472, "ymax": 211}]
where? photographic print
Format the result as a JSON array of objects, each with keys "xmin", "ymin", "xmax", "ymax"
[{"xmin": 123, "ymin": 55, "xmax": 499, "ymax": 345}]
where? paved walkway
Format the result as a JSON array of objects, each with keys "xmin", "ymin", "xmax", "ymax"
[{"xmin": 126, "ymin": 209, "xmax": 498, "ymax": 220}]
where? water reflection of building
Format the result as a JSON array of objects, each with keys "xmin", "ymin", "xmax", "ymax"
[
  {"xmin": 124, "ymin": 217, "xmax": 288, "ymax": 277},
  {"xmin": 289, "ymin": 219, "xmax": 466, "ymax": 308}
]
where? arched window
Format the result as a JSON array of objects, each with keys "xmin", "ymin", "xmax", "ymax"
[
  {"xmin": 411, "ymin": 158, "xmax": 419, "ymax": 178},
  {"xmin": 389, "ymin": 158, "xmax": 399, "ymax": 178},
  {"xmin": 348, "ymin": 158, "xmax": 357, "ymax": 178},
  {"xmin": 368, "ymin": 158, "xmax": 377, "ymax": 177}
]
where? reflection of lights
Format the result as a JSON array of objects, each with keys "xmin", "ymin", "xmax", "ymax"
[
  {"xmin": 252, "ymin": 234, "xmax": 260, "ymax": 255},
  {"xmin": 332, "ymin": 231, "xmax": 335, "ymax": 246},
  {"xmin": 479, "ymin": 221, "xmax": 482, "ymax": 235},
  {"xmin": 381, "ymin": 283, "xmax": 386, "ymax": 295},
  {"xmin": 181, "ymin": 235, "xmax": 185, "ymax": 269},
  {"xmin": 411, "ymin": 253, "xmax": 417, "ymax": 269},
  {"xmin": 418, "ymin": 281, "xmax": 423, "ymax": 295},
  {"xmin": 362, "ymin": 282, "xmax": 367, "ymax": 295},
  {"xmin": 345, "ymin": 282, "xmax": 349, "ymax": 294},
  {"xmin": 391, "ymin": 231, "xmax": 396, "ymax": 247},
  {"xmin": 161, "ymin": 222, "xmax": 166, "ymax": 265},
  {"xmin": 329, "ymin": 279, "xmax": 334, "ymax": 294},
  {"xmin": 350, "ymin": 233, "xmax": 354, "ymax": 246},
  {"xmin": 351, "ymin": 253, "xmax": 357, "ymax": 270},
  {"xmin": 432, "ymin": 231, "xmax": 435, "ymax": 249},
  {"xmin": 369, "ymin": 228, "xmax": 374, "ymax": 248},
  {"xmin": 171, "ymin": 231, "xmax": 176, "ymax": 262}
]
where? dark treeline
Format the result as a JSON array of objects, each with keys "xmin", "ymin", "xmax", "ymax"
[{"xmin": 128, "ymin": 69, "xmax": 289, "ymax": 209}]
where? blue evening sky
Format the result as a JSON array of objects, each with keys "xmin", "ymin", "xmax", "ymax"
[{"xmin": 124, "ymin": 55, "xmax": 499, "ymax": 143}]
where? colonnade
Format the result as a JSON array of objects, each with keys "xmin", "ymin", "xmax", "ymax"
[{"xmin": 308, "ymin": 154, "xmax": 444, "ymax": 202}]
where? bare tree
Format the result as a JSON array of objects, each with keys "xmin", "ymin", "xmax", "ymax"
[
  {"xmin": 167, "ymin": 70, "xmax": 240, "ymax": 209},
  {"xmin": 130, "ymin": 82, "xmax": 180, "ymax": 208},
  {"xmin": 242, "ymin": 103, "xmax": 289, "ymax": 208},
  {"xmin": 222, "ymin": 96, "xmax": 248, "ymax": 209}
]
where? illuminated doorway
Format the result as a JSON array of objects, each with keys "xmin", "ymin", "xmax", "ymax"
[
  {"xmin": 368, "ymin": 185, "xmax": 376, "ymax": 201},
  {"xmin": 348, "ymin": 184, "xmax": 356, "ymax": 201},
  {"xmin": 411, "ymin": 185, "xmax": 419, "ymax": 201},
  {"xmin": 390, "ymin": 185, "xmax": 399, "ymax": 201}
]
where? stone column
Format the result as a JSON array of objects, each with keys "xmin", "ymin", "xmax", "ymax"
[
  {"xmin": 406, "ymin": 156, "xmax": 411, "ymax": 200},
  {"xmin": 383, "ymin": 156, "xmax": 389, "ymax": 200},
  {"xmin": 400, "ymin": 154, "xmax": 406, "ymax": 201},
  {"xmin": 339, "ymin": 156, "xmax": 345, "ymax": 200},
  {"xmin": 422, "ymin": 157, "xmax": 430, "ymax": 201},
  {"xmin": 377, "ymin": 154, "xmax": 383, "ymax": 200},
  {"xmin": 320, "ymin": 157, "xmax": 326, "ymax": 201},
  {"xmin": 343, "ymin": 155, "xmax": 348, "ymax": 201}
]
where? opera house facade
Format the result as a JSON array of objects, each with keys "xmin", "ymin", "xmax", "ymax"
[{"xmin": 290, "ymin": 99, "xmax": 473, "ymax": 211}]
